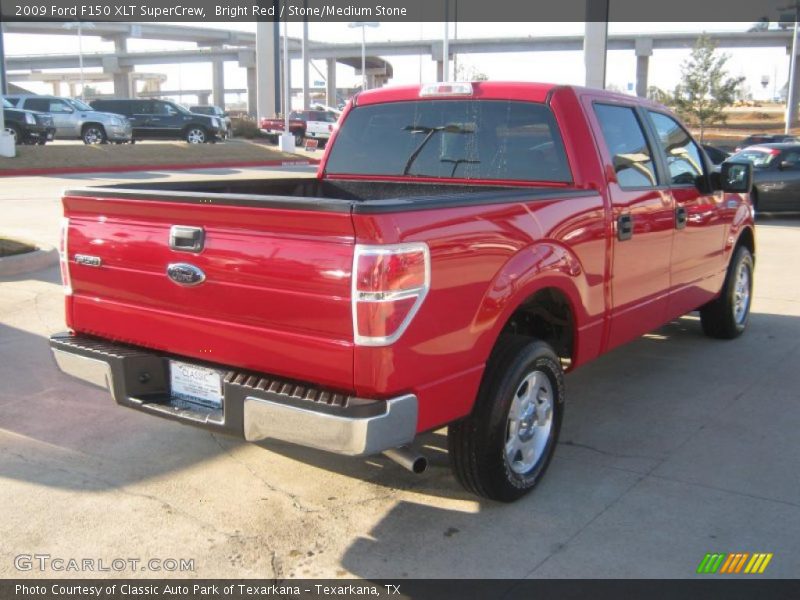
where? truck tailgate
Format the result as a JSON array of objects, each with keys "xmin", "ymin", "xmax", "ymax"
[{"xmin": 62, "ymin": 192, "xmax": 355, "ymax": 390}]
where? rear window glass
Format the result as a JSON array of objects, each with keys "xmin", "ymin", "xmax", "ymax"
[{"xmin": 325, "ymin": 100, "xmax": 571, "ymax": 182}]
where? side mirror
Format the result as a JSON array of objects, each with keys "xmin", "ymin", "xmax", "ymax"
[{"xmin": 719, "ymin": 161, "xmax": 753, "ymax": 193}]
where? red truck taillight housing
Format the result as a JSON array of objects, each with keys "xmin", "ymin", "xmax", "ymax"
[
  {"xmin": 352, "ymin": 243, "xmax": 430, "ymax": 346},
  {"xmin": 59, "ymin": 217, "xmax": 72, "ymax": 295}
]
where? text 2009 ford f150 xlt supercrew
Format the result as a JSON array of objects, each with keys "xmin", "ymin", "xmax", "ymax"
[{"xmin": 50, "ymin": 82, "xmax": 755, "ymax": 502}]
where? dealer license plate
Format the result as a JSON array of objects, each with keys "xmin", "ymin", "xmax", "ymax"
[{"xmin": 169, "ymin": 361, "xmax": 224, "ymax": 409}]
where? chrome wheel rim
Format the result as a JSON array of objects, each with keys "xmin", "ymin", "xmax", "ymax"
[
  {"xmin": 505, "ymin": 370, "xmax": 554, "ymax": 475},
  {"xmin": 4, "ymin": 127, "xmax": 17, "ymax": 143},
  {"xmin": 84, "ymin": 127, "xmax": 103, "ymax": 144},
  {"xmin": 187, "ymin": 129, "xmax": 205, "ymax": 143},
  {"xmin": 733, "ymin": 260, "xmax": 751, "ymax": 325}
]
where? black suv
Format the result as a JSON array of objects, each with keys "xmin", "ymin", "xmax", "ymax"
[
  {"xmin": 2, "ymin": 97, "xmax": 55, "ymax": 145},
  {"xmin": 89, "ymin": 99, "xmax": 223, "ymax": 143}
]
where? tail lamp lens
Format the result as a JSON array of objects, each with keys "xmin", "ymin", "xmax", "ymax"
[
  {"xmin": 59, "ymin": 217, "xmax": 72, "ymax": 295},
  {"xmin": 352, "ymin": 243, "xmax": 430, "ymax": 346}
]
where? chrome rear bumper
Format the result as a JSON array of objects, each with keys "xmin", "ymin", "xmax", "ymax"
[{"xmin": 50, "ymin": 333, "xmax": 417, "ymax": 457}]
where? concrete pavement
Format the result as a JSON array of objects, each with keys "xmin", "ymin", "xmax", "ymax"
[{"xmin": 0, "ymin": 171, "xmax": 798, "ymax": 579}]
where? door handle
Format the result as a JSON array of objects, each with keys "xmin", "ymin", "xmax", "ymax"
[
  {"xmin": 675, "ymin": 206, "xmax": 687, "ymax": 229},
  {"xmin": 617, "ymin": 213, "xmax": 633, "ymax": 241}
]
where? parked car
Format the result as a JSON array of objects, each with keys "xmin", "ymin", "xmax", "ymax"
[
  {"xmin": 189, "ymin": 105, "xmax": 232, "ymax": 138},
  {"xmin": 259, "ymin": 109, "xmax": 339, "ymax": 146},
  {"xmin": 258, "ymin": 114, "xmax": 306, "ymax": 144},
  {"xmin": 5, "ymin": 95, "xmax": 132, "ymax": 144},
  {"xmin": 2, "ymin": 97, "xmax": 55, "ymax": 145},
  {"xmin": 51, "ymin": 82, "xmax": 754, "ymax": 502},
  {"xmin": 729, "ymin": 142, "xmax": 800, "ymax": 212},
  {"xmin": 734, "ymin": 134, "xmax": 799, "ymax": 152},
  {"xmin": 702, "ymin": 144, "xmax": 730, "ymax": 165},
  {"xmin": 89, "ymin": 99, "xmax": 223, "ymax": 143}
]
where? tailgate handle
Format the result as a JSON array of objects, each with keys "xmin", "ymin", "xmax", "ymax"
[{"xmin": 169, "ymin": 226, "xmax": 204, "ymax": 253}]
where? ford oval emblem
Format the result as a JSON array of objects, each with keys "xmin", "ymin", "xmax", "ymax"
[{"xmin": 167, "ymin": 263, "xmax": 206, "ymax": 286}]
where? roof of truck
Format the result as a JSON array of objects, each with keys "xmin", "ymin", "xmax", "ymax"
[{"xmin": 354, "ymin": 81, "xmax": 666, "ymax": 111}]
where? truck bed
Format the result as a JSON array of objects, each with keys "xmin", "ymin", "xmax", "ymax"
[{"xmin": 65, "ymin": 178, "xmax": 584, "ymax": 213}]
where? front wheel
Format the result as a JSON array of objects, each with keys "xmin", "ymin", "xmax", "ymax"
[
  {"xmin": 185, "ymin": 127, "xmax": 207, "ymax": 144},
  {"xmin": 700, "ymin": 246, "xmax": 753, "ymax": 339},
  {"xmin": 448, "ymin": 335, "xmax": 565, "ymax": 502}
]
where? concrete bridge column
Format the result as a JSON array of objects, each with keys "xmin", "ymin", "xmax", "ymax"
[
  {"xmin": 326, "ymin": 58, "xmax": 337, "ymax": 107},
  {"xmin": 246, "ymin": 67, "xmax": 257, "ymax": 117},
  {"xmin": 256, "ymin": 20, "xmax": 277, "ymax": 119},
  {"xmin": 787, "ymin": 42, "xmax": 800, "ymax": 129},
  {"xmin": 108, "ymin": 37, "xmax": 133, "ymax": 97},
  {"xmin": 635, "ymin": 38, "xmax": 653, "ymax": 97},
  {"xmin": 436, "ymin": 60, "xmax": 444, "ymax": 81},
  {"xmin": 583, "ymin": 0, "xmax": 609, "ymax": 89},
  {"xmin": 212, "ymin": 56, "xmax": 225, "ymax": 109}
]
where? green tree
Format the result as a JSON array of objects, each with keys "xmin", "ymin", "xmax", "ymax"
[{"xmin": 669, "ymin": 35, "xmax": 744, "ymax": 143}]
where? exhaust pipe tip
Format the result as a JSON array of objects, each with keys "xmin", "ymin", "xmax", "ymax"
[{"xmin": 382, "ymin": 446, "xmax": 428, "ymax": 474}]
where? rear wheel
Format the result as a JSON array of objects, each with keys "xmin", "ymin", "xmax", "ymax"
[
  {"xmin": 4, "ymin": 124, "xmax": 21, "ymax": 145},
  {"xmin": 185, "ymin": 127, "xmax": 207, "ymax": 144},
  {"xmin": 82, "ymin": 124, "xmax": 106, "ymax": 145},
  {"xmin": 448, "ymin": 335, "xmax": 565, "ymax": 502},
  {"xmin": 700, "ymin": 246, "xmax": 753, "ymax": 339}
]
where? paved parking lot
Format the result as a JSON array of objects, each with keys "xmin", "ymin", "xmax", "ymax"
[{"xmin": 0, "ymin": 169, "xmax": 798, "ymax": 578}]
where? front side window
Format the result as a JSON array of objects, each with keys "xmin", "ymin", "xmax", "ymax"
[
  {"xmin": 648, "ymin": 111, "xmax": 705, "ymax": 185},
  {"xmin": 594, "ymin": 104, "xmax": 658, "ymax": 188},
  {"xmin": 326, "ymin": 99, "xmax": 571, "ymax": 182}
]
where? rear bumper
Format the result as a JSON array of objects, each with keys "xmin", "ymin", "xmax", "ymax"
[{"xmin": 49, "ymin": 333, "xmax": 417, "ymax": 456}]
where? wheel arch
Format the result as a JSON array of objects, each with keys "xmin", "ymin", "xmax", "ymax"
[{"xmin": 471, "ymin": 241, "xmax": 592, "ymax": 371}]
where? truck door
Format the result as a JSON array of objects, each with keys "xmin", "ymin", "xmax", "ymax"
[
  {"xmin": 589, "ymin": 101, "xmax": 675, "ymax": 349},
  {"xmin": 645, "ymin": 110, "xmax": 728, "ymax": 318}
]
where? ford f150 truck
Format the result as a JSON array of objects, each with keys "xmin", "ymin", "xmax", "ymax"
[{"xmin": 50, "ymin": 82, "xmax": 755, "ymax": 502}]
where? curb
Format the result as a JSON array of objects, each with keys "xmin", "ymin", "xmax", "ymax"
[
  {"xmin": 0, "ymin": 158, "xmax": 319, "ymax": 178},
  {"xmin": 0, "ymin": 242, "xmax": 59, "ymax": 277}
]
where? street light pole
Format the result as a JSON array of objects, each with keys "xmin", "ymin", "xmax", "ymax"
[
  {"xmin": 278, "ymin": 6, "xmax": 294, "ymax": 151},
  {"xmin": 362, "ymin": 25, "xmax": 368, "ymax": 90},
  {"xmin": 349, "ymin": 22, "xmax": 379, "ymax": 91}
]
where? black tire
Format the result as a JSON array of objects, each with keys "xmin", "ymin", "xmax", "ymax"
[
  {"xmin": 700, "ymin": 246, "xmax": 753, "ymax": 339},
  {"xmin": 184, "ymin": 126, "xmax": 207, "ymax": 144},
  {"xmin": 130, "ymin": 139, "xmax": 136, "ymax": 145},
  {"xmin": 448, "ymin": 335, "xmax": 565, "ymax": 502},
  {"xmin": 4, "ymin": 124, "xmax": 21, "ymax": 145},
  {"xmin": 82, "ymin": 124, "xmax": 107, "ymax": 145},
  {"xmin": 750, "ymin": 188, "xmax": 759, "ymax": 214},
  {"xmin": 37, "ymin": 140, "xmax": 47, "ymax": 146}
]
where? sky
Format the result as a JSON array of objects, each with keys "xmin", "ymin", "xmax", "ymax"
[{"xmin": 2, "ymin": 21, "xmax": 790, "ymax": 109}]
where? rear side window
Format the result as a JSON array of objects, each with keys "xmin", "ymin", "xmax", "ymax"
[
  {"xmin": 24, "ymin": 98, "xmax": 51, "ymax": 112},
  {"xmin": 593, "ymin": 104, "xmax": 658, "ymax": 188},
  {"xmin": 325, "ymin": 99, "xmax": 571, "ymax": 182},
  {"xmin": 647, "ymin": 111, "xmax": 705, "ymax": 185}
]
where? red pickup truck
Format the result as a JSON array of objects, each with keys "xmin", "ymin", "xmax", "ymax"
[{"xmin": 51, "ymin": 82, "xmax": 755, "ymax": 502}]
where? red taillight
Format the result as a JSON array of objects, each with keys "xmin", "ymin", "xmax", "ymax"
[
  {"xmin": 352, "ymin": 243, "xmax": 430, "ymax": 346},
  {"xmin": 59, "ymin": 217, "xmax": 72, "ymax": 295}
]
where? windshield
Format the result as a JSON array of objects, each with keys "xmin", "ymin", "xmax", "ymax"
[
  {"xmin": 68, "ymin": 98, "xmax": 93, "ymax": 111},
  {"xmin": 325, "ymin": 100, "xmax": 572, "ymax": 182},
  {"xmin": 730, "ymin": 148, "xmax": 778, "ymax": 168}
]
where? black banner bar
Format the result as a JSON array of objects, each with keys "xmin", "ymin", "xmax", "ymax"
[
  {"xmin": 0, "ymin": 0, "xmax": 798, "ymax": 22},
  {"xmin": 3, "ymin": 579, "xmax": 800, "ymax": 600}
]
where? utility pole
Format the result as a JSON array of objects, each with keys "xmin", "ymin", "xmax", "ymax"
[{"xmin": 786, "ymin": 2, "xmax": 800, "ymax": 132}]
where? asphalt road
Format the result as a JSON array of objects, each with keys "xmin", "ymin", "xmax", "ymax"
[{"xmin": 0, "ymin": 169, "xmax": 798, "ymax": 579}]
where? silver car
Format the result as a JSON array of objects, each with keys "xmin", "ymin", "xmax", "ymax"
[{"xmin": 5, "ymin": 95, "xmax": 132, "ymax": 144}]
